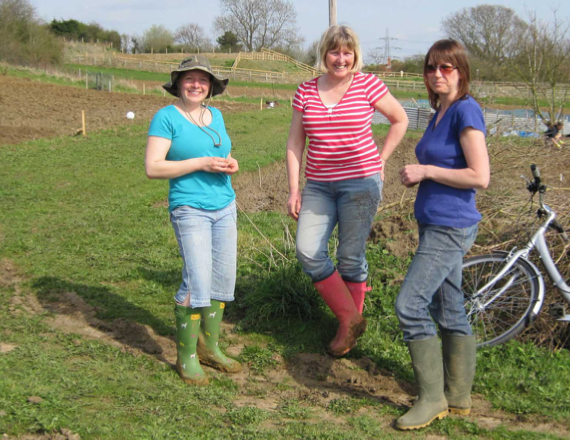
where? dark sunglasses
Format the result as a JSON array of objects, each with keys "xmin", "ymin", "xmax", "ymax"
[{"xmin": 426, "ymin": 64, "xmax": 457, "ymax": 74}]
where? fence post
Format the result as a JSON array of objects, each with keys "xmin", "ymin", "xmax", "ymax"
[
  {"xmin": 417, "ymin": 108, "xmax": 420, "ymax": 130},
  {"xmin": 85, "ymin": 74, "xmax": 88, "ymax": 90}
]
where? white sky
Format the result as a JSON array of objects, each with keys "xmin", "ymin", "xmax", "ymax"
[{"xmin": 33, "ymin": 0, "xmax": 570, "ymax": 58}]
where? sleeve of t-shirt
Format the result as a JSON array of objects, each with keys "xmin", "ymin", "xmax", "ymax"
[
  {"xmin": 456, "ymin": 101, "xmax": 487, "ymax": 136},
  {"xmin": 292, "ymin": 83, "xmax": 306, "ymax": 113},
  {"xmin": 364, "ymin": 74, "xmax": 388, "ymax": 106},
  {"xmin": 148, "ymin": 108, "xmax": 173, "ymax": 140}
]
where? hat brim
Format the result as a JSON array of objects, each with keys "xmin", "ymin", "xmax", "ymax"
[{"xmin": 162, "ymin": 67, "xmax": 229, "ymax": 98}]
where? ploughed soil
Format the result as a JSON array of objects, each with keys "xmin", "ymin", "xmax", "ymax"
[{"xmin": 0, "ymin": 75, "xmax": 255, "ymax": 146}]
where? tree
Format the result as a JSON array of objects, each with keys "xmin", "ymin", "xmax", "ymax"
[
  {"xmin": 216, "ymin": 31, "xmax": 241, "ymax": 53},
  {"xmin": 175, "ymin": 23, "xmax": 210, "ymax": 52},
  {"xmin": 214, "ymin": 0, "xmax": 302, "ymax": 52},
  {"xmin": 142, "ymin": 24, "xmax": 173, "ymax": 53},
  {"xmin": 0, "ymin": 0, "xmax": 62, "ymax": 65},
  {"xmin": 511, "ymin": 11, "xmax": 570, "ymax": 124},
  {"xmin": 442, "ymin": 5, "xmax": 526, "ymax": 66}
]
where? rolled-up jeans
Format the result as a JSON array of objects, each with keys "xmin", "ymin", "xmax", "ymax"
[
  {"xmin": 170, "ymin": 201, "xmax": 237, "ymax": 308},
  {"xmin": 296, "ymin": 174, "xmax": 383, "ymax": 283},
  {"xmin": 395, "ymin": 223, "xmax": 478, "ymax": 341}
]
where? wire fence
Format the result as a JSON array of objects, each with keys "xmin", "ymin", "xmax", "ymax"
[{"xmin": 373, "ymin": 106, "xmax": 569, "ymax": 136}]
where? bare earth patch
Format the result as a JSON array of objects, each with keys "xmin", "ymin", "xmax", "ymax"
[{"xmin": 0, "ymin": 75, "xmax": 255, "ymax": 146}]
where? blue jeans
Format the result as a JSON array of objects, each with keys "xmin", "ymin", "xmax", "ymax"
[
  {"xmin": 296, "ymin": 174, "xmax": 383, "ymax": 283},
  {"xmin": 395, "ymin": 223, "xmax": 478, "ymax": 341},
  {"xmin": 170, "ymin": 201, "xmax": 237, "ymax": 308}
]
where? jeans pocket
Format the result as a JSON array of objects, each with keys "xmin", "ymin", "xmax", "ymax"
[{"xmin": 461, "ymin": 224, "xmax": 479, "ymax": 253}]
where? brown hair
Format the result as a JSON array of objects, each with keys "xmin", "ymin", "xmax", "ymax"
[
  {"xmin": 316, "ymin": 25, "xmax": 363, "ymax": 73},
  {"xmin": 424, "ymin": 39, "xmax": 470, "ymax": 110}
]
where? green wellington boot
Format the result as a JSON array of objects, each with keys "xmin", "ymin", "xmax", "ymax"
[
  {"xmin": 396, "ymin": 336, "xmax": 448, "ymax": 430},
  {"xmin": 442, "ymin": 334, "xmax": 476, "ymax": 415},
  {"xmin": 174, "ymin": 305, "xmax": 209, "ymax": 386},
  {"xmin": 197, "ymin": 300, "xmax": 242, "ymax": 373}
]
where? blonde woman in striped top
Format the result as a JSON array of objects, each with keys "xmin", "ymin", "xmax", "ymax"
[{"xmin": 286, "ymin": 25, "xmax": 408, "ymax": 357}]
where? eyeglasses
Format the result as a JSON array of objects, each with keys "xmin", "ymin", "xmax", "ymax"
[{"xmin": 426, "ymin": 64, "xmax": 457, "ymax": 74}]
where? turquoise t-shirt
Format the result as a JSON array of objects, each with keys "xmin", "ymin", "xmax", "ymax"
[{"xmin": 148, "ymin": 105, "xmax": 235, "ymax": 212}]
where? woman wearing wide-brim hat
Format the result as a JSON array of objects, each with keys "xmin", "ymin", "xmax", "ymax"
[{"xmin": 145, "ymin": 55, "xmax": 242, "ymax": 386}]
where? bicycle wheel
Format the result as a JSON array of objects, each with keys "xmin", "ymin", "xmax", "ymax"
[{"xmin": 462, "ymin": 252, "xmax": 541, "ymax": 348}]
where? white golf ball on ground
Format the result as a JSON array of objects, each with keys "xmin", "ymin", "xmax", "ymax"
[{"xmin": 126, "ymin": 111, "xmax": 135, "ymax": 120}]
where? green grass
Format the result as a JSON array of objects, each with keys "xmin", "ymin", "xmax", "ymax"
[{"xmin": 1, "ymin": 108, "xmax": 570, "ymax": 438}]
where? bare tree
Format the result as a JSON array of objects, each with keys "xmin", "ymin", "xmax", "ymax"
[
  {"xmin": 175, "ymin": 23, "xmax": 210, "ymax": 52},
  {"xmin": 442, "ymin": 5, "xmax": 526, "ymax": 65},
  {"xmin": 511, "ymin": 11, "xmax": 570, "ymax": 124},
  {"xmin": 214, "ymin": 0, "xmax": 302, "ymax": 52}
]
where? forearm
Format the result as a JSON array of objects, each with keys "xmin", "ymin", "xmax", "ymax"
[
  {"xmin": 379, "ymin": 119, "xmax": 408, "ymax": 162},
  {"xmin": 146, "ymin": 157, "xmax": 204, "ymax": 179},
  {"xmin": 424, "ymin": 165, "xmax": 489, "ymax": 190},
  {"xmin": 286, "ymin": 147, "xmax": 303, "ymax": 191}
]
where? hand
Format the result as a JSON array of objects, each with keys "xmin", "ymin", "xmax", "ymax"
[
  {"xmin": 399, "ymin": 164, "xmax": 426, "ymax": 187},
  {"xmin": 201, "ymin": 157, "xmax": 229, "ymax": 173},
  {"xmin": 287, "ymin": 189, "xmax": 302, "ymax": 221},
  {"xmin": 225, "ymin": 157, "xmax": 239, "ymax": 175},
  {"xmin": 380, "ymin": 163, "xmax": 385, "ymax": 182}
]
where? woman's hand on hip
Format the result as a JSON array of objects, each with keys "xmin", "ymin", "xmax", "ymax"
[
  {"xmin": 399, "ymin": 164, "xmax": 426, "ymax": 187},
  {"xmin": 225, "ymin": 157, "xmax": 239, "ymax": 175},
  {"xmin": 201, "ymin": 157, "xmax": 229, "ymax": 173},
  {"xmin": 287, "ymin": 189, "xmax": 302, "ymax": 221}
]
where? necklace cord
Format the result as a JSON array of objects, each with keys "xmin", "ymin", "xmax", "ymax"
[{"xmin": 181, "ymin": 96, "xmax": 222, "ymax": 147}]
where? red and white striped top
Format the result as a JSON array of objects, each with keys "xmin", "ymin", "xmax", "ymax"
[{"xmin": 293, "ymin": 72, "xmax": 388, "ymax": 182}]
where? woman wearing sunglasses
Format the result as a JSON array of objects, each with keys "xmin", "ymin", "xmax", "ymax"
[{"xmin": 394, "ymin": 40, "xmax": 489, "ymax": 430}]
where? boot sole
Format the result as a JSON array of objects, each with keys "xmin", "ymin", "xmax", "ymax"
[
  {"xmin": 199, "ymin": 356, "xmax": 243, "ymax": 374},
  {"xmin": 396, "ymin": 410, "xmax": 448, "ymax": 430},
  {"xmin": 449, "ymin": 407, "xmax": 471, "ymax": 415},
  {"xmin": 328, "ymin": 317, "xmax": 367, "ymax": 357}
]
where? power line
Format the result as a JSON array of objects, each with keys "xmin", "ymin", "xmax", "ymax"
[{"xmin": 378, "ymin": 28, "xmax": 400, "ymax": 67}]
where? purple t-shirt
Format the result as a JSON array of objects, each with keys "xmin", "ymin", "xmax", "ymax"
[{"xmin": 414, "ymin": 96, "xmax": 486, "ymax": 228}]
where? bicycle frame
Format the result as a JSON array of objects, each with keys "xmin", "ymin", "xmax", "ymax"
[
  {"xmin": 534, "ymin": 206, "xmax": 570, "ymax": 303},
  {"xmin": 470, "ymin": 203, "xmax": 570, "ymax": 320}
]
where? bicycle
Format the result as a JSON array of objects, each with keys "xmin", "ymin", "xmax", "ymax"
[{"xmin": 462, "ymin": 164, "xmax": 570, "ymax": 348}]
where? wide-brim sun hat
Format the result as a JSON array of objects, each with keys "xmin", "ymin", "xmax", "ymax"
[{"xmin": 163, "ymin": 55, "xmax": 229, "ymax": 98}]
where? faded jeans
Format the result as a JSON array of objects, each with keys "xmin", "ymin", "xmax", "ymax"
[
  {"xmin": 296, "ymin": 174, "xmax": 383, "ymax": 283},
  {"xmin": 170, "ymin": 201, "xmax": 237, "ymax": 308},
  {"xmin": 395, "ymin": 223, "xmax": 478, "ymax": 341}
]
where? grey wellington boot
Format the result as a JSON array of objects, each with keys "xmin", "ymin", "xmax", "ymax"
[
  {"xmin": 396, "ymin": 336, "xmax": 448, "ymax": 430},
  {"xmin": 442, "ymin": 333, "xmax": 476, "ymax": 415}
]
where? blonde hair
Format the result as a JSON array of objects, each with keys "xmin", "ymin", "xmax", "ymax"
[{"xmin": 316, "ymin": 25, "xmax": 363, "ymax": 73}]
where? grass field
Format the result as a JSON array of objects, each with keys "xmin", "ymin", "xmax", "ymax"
[{"xmin": 1, "ymin": 100, "xmax": 570, "ymax": 439}]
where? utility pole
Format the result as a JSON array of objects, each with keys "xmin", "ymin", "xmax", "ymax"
[{"xmin": 329, "ymin": 0, "xmax": 337, "ymax": 27}]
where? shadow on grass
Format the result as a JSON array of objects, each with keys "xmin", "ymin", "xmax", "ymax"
[{"xmin": 32, "ymin": 276, "xmax": 175, "ymax": 365}]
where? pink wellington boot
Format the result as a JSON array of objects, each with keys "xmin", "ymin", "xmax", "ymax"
[
  {"xmin": 344, "ymin": 281, "xmax": 372, "ymax": 315},
  {"xmin": 314, "ymin": 271, "xmax": 367, "ymax": 357}
]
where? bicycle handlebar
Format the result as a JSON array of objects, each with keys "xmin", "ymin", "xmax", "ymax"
[{"xmin": 531, "ymin": 164, "xmax": 541, "ymax": 186}]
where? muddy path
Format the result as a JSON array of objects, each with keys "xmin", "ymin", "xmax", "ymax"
[{"xmin": 3, "ymin": 259, "xmax": 569, "ymax": 439}]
